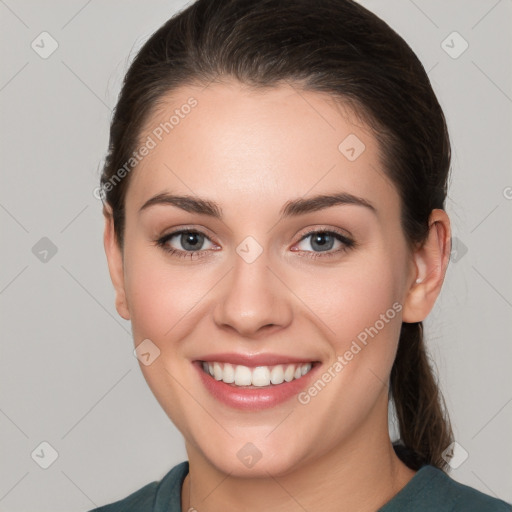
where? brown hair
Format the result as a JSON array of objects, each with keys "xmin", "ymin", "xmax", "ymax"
[{"xmin": 101, "ymin": 0, "xmax": 454, "ymax": 470}]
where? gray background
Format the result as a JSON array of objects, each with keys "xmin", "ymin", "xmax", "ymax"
[{"xmin": 1, "ymin": 0, "xmax": 511, "ymax": 510}]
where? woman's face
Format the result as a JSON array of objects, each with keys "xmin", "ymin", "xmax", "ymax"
[{"xmin": 107, "ymin": 80, "xmax": 419, "ymax": 476}]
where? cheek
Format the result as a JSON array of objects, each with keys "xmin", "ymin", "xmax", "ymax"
[
  {"xmin": 121, "ymin": 245, "xmax": 207, "ymax": 429},
  {"xmin": 294, "ymin": 250, "xmax": 406, "ymax": 405},
  {"xmin": 304, "ymin": 256, "xmax": 403, "ymax": 344},
  {"xmin": 292, "ymin": 257, "xmax": 404, "ymax": 425},
  {"xmin": 123, "ymin": 243, "xmax": 201, "ymax": 343}
]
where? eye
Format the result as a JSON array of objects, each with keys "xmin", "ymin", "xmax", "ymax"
[
  {"xmin": 293, "ymin": 229, "xmax": 355, "ymax": 259},
  {"xmin": 155, "ymin": 229, "xmax": 217, "ymax": 259},
  {"xmin": 155, "ymin": 227, "xmax": 355, "ymax": 261}
]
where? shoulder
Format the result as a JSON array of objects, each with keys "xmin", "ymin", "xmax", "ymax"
[
  {"xmin": 87, "ymin": 461, "xmax": 189, "ymax": 512},
  {"xmin": 380, "ymin": 464, "xmax": 511, "ymax": 512},
  {"xmin": 88, "ymin": 481, "xmax": 158, "ymax": 512},
  {"xmin": 433, "ymin": 467, "xmax": 512, "ymax": 512},
  {"xmin": 408, "ymin": 465, "xmax": 511, "ymax": 511}
]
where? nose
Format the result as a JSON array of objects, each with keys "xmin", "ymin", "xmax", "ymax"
[{"xmin": 212, "ymin": 247, "xmax": 293, "ymax": 338}]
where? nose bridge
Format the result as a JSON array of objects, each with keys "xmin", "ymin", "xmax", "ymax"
[{"xmin": 213, "ymin": 236, "xmax": 292, "ymax": 336}]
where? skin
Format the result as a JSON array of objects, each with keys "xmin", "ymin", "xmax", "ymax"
[{"xmin": 104, "ymin": 80, "xmax": 451, "ymax": 512}]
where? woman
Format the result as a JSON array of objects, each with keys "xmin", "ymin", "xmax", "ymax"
[{"xmin": 92, "ymin": 0, "xmax": 511, "ymax": 510}]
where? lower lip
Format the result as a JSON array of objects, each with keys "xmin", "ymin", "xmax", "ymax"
[{"xmin": 194, "ymin": 361, "xmax": 320, "ymax": 411}]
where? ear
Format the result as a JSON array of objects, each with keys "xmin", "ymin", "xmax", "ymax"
[
  {"xmin": 103, "ymin": 207, "xmax": 130, "ymax": 320},
  {"xmin": 402, "ymin": 209, "xmax": 451, "ymax": 323}
]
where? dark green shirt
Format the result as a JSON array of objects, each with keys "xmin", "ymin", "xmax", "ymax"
[{"xmin": 89, "ymin": 461, "xmax": 511, "ymax": 511}]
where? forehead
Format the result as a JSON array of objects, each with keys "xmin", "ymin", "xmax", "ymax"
[{"xmin": 126, "ymin": 80, "xmax": 399, "ymax": 217}]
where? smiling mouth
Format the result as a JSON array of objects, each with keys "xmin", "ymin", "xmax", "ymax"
[{"xmin": 199, "ymin": 361, "xmax": 318, "ymax": 388}]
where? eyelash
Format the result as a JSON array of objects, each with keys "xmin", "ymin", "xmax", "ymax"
[{"xmin": 155, "ymin": 228, "xmax": 356, "ymax": 261}]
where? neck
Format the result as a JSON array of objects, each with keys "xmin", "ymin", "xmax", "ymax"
[{"xmin": 181, "ymin": 398, "xmax": 416, "ymax": 512}]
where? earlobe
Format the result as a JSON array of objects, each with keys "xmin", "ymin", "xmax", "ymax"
[
  {"xmin": 103, "ymin": 209, "xmax": 130, "ymax": 321},
  {"xmin": 402, "ymin": 209, "xmax": 451, "ymax": 323}
]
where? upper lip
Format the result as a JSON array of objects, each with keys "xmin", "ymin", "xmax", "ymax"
[{"xmin": 195, "ymin": 353, "xmax": 319, "ymax": 367}]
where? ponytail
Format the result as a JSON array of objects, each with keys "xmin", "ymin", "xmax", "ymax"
[{"xmin": 390, "ymin": 322, "xmax": 454, "ymax": 471}]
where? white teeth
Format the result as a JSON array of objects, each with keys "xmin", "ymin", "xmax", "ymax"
[
  {"xmin": 301, "ymin": 363, "xmax": 312, "ymax": 375},
  {"xmin": 222, "ymin": 363, "xmax": 235, "ymax": 383},
  {"xmin": 284, "ymin": 364, "xmax": 295, "ymax": 382},
  {"xmin": 252, "ymin": 366, "xmax": 270, "ymax": 387},
  {"xmin": 270, "ymin": 365, "xmax": 285, "ymax": 385},
  {"xmin": 201, "ymin": 361, "xmax": 314, "ymax": 387},
  {"xmin": 213, "ymin": 362, "xmax": 223, "ymax": 381},
  {"xmin": 234, "ymin": 365, "xmax": 252, "ymax": 386}
]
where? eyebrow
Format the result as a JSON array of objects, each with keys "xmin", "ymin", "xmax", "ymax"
[{"xmin": 139, "ymin": 191, "xmax": 376, "ymax": 219}]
